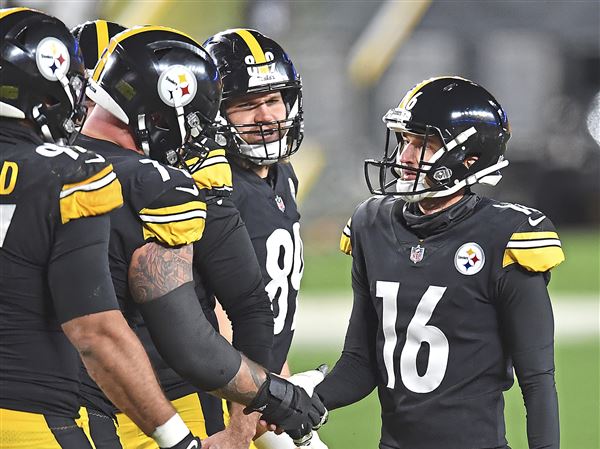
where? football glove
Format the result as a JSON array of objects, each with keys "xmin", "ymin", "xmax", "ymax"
[
  {"xmin": 244, "ymin": 373, "xmax": 327, "ymax": 440},
  {"xmin": 286, "ymin": 365, "xmax": 329, "ymax": 446}
]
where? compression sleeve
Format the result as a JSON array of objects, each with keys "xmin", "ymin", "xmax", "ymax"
[
  {"xmin": 496, "ymin": 266, "xmax": 560, "ymax": 449},
  {"xmin": 138, "ymin": 281, "xmax": 243, "ymax": 391},
  {"xmin": 194, "ymin": 199, "xmax": 274, "ymax": 368},
  {"xmin": 315, "ymin": 255, "xmax": 378, "ymax": 409},
  {"xmin": 48, "ymin": 215, "xmax": 119, "ymax": 324}
]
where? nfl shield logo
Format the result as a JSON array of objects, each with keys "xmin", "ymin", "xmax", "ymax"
[
  {"xmin": 410, "ymin": 245, "xmax": 425, "ymax": 264},
  {"xmin": 275, "ymin": 195, "xmax": 286, "ymax": 212}
]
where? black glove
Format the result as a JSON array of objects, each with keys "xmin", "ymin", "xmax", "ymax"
[
  {"xmin": 288, "ymin": 392, "xmax": 328, "ymax": 445},
  {"xmin": 161, "ymin": 432, "xmax": 201, "ymax": 449},
  {"xmin": 244, "ymin": 373, "xmax": 328, "ymax": 438}
]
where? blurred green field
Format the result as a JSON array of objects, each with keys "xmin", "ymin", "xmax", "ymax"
[{"xmin": 292, "ymin": 229, "xmax": 599, "ymax": 448}]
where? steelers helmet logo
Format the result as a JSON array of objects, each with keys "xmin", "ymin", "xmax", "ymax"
[
  {"xmin": 36, "ymin": 37, "xmax": 71, "ymax": 81},
  {"xmin": 157, "ymin": 65, "xmax": 197, "ymax": 107},
  {"xmin": 454, "ymin": 242, "xmax": 485, "ymax": 275}
]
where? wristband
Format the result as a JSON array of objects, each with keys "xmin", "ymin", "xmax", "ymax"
[{"xmin": 151, "ymin": 413, "xmax": 190, "ymax": 448}]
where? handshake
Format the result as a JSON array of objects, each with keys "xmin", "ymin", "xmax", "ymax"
[
  {"xmin": 163, "ymin": 366, "xmax": 328, "ymax": 449},
  {"xmin": 245, "ymin": 365, "xmax": 329, "ymax": 447}
]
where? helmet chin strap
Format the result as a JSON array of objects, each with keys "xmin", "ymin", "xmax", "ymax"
[
  {"xmin": 32, "ymin": 104, "xmax": 56, "ymax": 143},
  {"xmin": 137, "ymin": 114, "xmax": 151, "ymax": 156}
]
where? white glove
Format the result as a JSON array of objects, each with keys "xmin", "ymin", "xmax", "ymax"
[
  {"xmin": 286, "ymin": 365, "xmax": 329, "ymax": 447},
  {"xmin": 254, "ymin": 430, "xmax": 329, "ymax": 449},
  {"xmin": 287, "ymin": 365, "xmax": 328, "ymax": 396}
]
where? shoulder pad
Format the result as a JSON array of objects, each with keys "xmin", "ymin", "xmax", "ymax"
[
  {"xmin": 340, "ymin": 217, "xmax": 352, "ymax": 255},
  {"xmin": 47, "ymin": 144, "xmax": 123, "ymax": 224},
  {"xmin": 499, "ymin": 204, "xmax": 565, "ymax": 272}
]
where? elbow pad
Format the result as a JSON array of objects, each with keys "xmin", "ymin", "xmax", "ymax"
[{"xmin": 138, "ymin": 282, "xmax": 242, "ymax": 391}]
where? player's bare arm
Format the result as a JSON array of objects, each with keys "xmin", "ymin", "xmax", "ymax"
[{"xmin": 129, "ymin": 242, "xmax": 194, "ymax": 302}]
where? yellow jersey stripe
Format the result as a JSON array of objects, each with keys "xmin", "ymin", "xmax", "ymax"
[
  {"xmin": 140, "ymin": 208, "xmax": 206, "ymax": 223},
  {"xmin": 0, "ymin": 7, "xmax": 32, "ymax": 19},
  {"xmin": 60, "ymin": 175, "xmax": 123, "ymax": 224},
  {"xmin": 509, "ymin": 231, "xmax": 559, "ymax": 241},
  {"xmin": 60, "ymin": 167, "xmax": 117, "ymax": 198},
  {"xmin": 96, "ymin": 20, "xmax": 110, "ymax": 62},
  {"xmin": 234, "ymin": 29, "xmax": 269, "ymax": 74},
  {"xmin": 93, "ymin": 25, "xmax": 199, "ymax": 81},
  {"xmin": 142, "ymin": 216, "xmax": 205, "ymax": 246},
  {"xmin": 502, "ymin": 246, "xmax": 565, "ymax": 272},
  {"xmin": 139, "ymin": 200, "xmax": 206, "ymax": 218},
  {"xmin": 398, "ymin": 76, "xmax": 468, "ymax": 108},
  {"xmin": 340, "ymin": 233, "xmax": 352, "ymax": 256},
  {"xmin": 506, "ymin": 239, "xmax": 561, "ymax": 249}
]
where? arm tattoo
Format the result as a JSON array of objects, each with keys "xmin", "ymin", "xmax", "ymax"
[
  {"xmin": 211, "ymin": 355, "xmax": 267, "ymax": 405},
  {"xmin": 129, "ymin": 242, "xmax": 193, "ymax": 303}
]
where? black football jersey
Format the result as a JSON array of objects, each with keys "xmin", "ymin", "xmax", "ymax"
[
  {"xmin": 74, "ymin": 134, "xmax": 207, "ymax": 411},
  {"xmin": 0, "ymin": 123, "xmax": 123, "ymax": 417},
  {"xmin": 339, "ymin": 195, "xmax": 564, "ymax": 449},
  {"xmin": 230, "ymin": 162, "xmax": 303, "ymax": 372}
]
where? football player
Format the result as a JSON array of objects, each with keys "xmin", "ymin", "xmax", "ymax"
[
  {"xmin": 0, "ymin": 8, "xmax": 205, "ymax": 449},
  {"xmin": 315, "ymin": 76, "xmax": 563, "ymax": 449},
  {"xmin": 73, "ymin": 20, "xmax": 276, "ymax": 449},
  {"xmin": 203, "ymin": 29, "xmax": 328, "ymax": 449},
  {"xmin": 75, "ymin": 25, "xmax": 326, "ymax": 448}
]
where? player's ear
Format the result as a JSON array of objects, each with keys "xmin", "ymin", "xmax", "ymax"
[{"xmin": 464, "ymin": 156, "xmax": 479, "ymax": 168}]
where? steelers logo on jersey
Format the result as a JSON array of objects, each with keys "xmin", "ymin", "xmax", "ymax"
[
  {"xmin": 36, "ymin": 37, "xmax": 70, "ymax": 81},
  {"xmin": 454, "ymin": 242, "xmax": 485, "ymax": 275},
  {"xmin": 157, "ymin": 65, "xmax": 197, "ymax": 107}
]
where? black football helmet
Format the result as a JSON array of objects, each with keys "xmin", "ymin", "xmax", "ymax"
[
  {"xmin": 71, "ymin": 19, "xmax": 126, "ymax": 75},
  {"xmin": 0, "ymin": 7, "xmax": 86, "ymax": 143},
  {"xmin": 365, "ymin": 76, "xmax": 511, "ymax": 202},
  {"xmin": 86, "ymin": 26, "xmax": 222, "ymax": 166},
  {"xmin": 203, "ymin": 28, "xmax": 303, "ymax": 165}
]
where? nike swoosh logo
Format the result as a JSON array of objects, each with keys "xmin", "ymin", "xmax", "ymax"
[
  {"xmin": 187, "ymin": 441, "xmax": 199, "ymax": 449},
  {"xmin": 528, "ymin": 215, "xmax": 546, "ymax": 226},
  {"xmin": 176, "ymin": 185, "xmax": 199, "ymax": 196}
]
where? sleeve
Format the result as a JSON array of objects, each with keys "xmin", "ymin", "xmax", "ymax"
[
  {"xmin": 59, "ymin": 161, "xmax": 123, "ymax": 224},
  {"xmin": 133, "ymin": 165, "xmax": 207, "ymax": 247},
  {"xmin": 502, "ymin": 214, "xmax": 565, "ymax": 272},
  {"xmin": 194, "ymin": 199, "xmax": 274, "ymax": 368},
  {"xmin": 186, "ymin": 143, "xmax": 233, "ymax": 196},
  {"xmin": 339, "ymin": 217, "xmax": 352, "ymax": 255},
  {"xmin": 48, "ymin": 214, "xmax": 120, "ymax": 324},
  {"xmin": 315, "ymin": 234, "xmax": 379, "ymax": 410},
  {"xmin": 495, "ymin": 265, "xmax": 560, "ymax": 449}
]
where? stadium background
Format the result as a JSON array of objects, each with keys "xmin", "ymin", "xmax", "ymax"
[{"xmin": 11, "ymin": 1, "xmax": 599, "ymax": 447}]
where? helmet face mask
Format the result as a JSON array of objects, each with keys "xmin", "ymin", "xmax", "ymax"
[
  {"xmin": 365, "ymin": 76, "xmax": 511, "ymax": 202},
  {"xmin": 1, "ymin": 8, "xmax": 87, "ymax": 144},
  {"xmin": 86, "ymin": 26, "xmax": 222, "ymax": 167},
  {"xmin": 204, "ymin": 28, "xmax": 303, "ymax": 165}
]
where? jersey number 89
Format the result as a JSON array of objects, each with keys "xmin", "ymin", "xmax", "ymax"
[{"xmin": 265, "ymin": 222, "xmax": 303, "ymax": 335}]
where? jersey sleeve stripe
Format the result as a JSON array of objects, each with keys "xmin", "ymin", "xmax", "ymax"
[
  {"xmin": 506, "ymin": 238, "xmax": 561, "ymax": 249},
  {"xmin": 59, "ymin": 173, "xmax": 123, "ymax": 224},
  {"xmin": 190, "ymin": 161, "xmax": 232, "ymax": 190},
  {"xmin": 139, "ymin": 201, "xmax": 207, "ymax": 223},
  {"xmin": 340, "ymin": 218, "xmax": 352, "ymax": 255},
  {"xmin": 141, "ymin": 217, "xmax": 205, "ymax": 246},
  {"xmin": 140, "ymin": 201, "xmax": 206, "ymax": 246},
  {"xmin": 502, "ymin": 247, "xmax": 565, "ymax": 271},
  {"xmin": 508, "ymin": 231, "xmax": 559, "ymax": 241},
  {"xmin": 60, "ymin": 166, "xmax": 116, "ymax": 198},
  {"xmin": 139, "ymin": 209, "xmax": 207, "ymax": 223}
]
